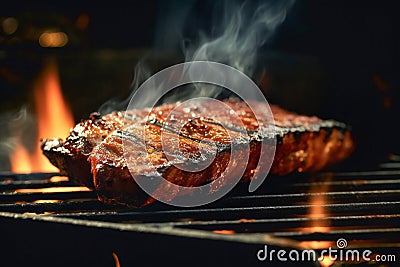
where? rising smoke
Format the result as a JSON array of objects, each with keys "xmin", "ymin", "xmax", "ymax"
[
  {"xmin": 185, "ymin": 0, "xmax": 295, "ymax": 76},
  {"xmin": 0, "ymin": 107, "xmax": 37, "ymax": 170},
  {"xmin": 99, "ymin": 0, "xmax": 295, "ymax": 114}
]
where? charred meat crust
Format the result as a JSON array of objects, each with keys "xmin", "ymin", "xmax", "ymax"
[
  {"xmin": 41, "ymin": 111, "xmax": 138, "ymax": 187},
  {"xmin": 41, "ymin": 98, "xmax": 355, "ymax": 207}
]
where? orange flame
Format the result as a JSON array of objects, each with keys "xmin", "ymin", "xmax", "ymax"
[
  {"xmin": 112, "ymin": 252, "xmax": 121, "ymax": 267},
  {"xmin": 299, "ymin": 175, "xmax": 333, "ymax": 235},
  {"xmin": 308, "ymin": 192, "xmax": 331, "ymax": 233},
  {"xmin": 308, "ymin": 175, "xmax": 333, "ymax": 233},
  {"xmin": 10, "ymin": 141, "xmax": 33, "ymax": 173},
  {"xmin": 10, "ymin": 58, "xmax": 74, "ymax": 173}
]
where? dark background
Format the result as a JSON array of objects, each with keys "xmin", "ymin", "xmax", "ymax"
[{"xmin": 1, "ymin": 0, "xmax": 399, "ymax": 167}]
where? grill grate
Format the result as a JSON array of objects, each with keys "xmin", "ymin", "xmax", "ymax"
[{"xmin": 1, "ymin": 156, "xmax": 400, "ymax": 267}]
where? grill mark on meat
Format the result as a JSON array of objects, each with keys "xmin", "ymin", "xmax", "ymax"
[
  {"xmin": 109, "ymin": 122, "xmax": 225, "ymax": 165},
  {"xmin": 113, "ymin": 130, "xmax": 146, "ymax": 148},
  {"xmin": 195, "ymin": 117, "xmax": 250, "ymax": 134},
  {"xmin": 148, "ymin": 119, "xmax": 231, "ymax": 151}
]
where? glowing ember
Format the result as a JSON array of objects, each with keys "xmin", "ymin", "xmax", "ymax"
[
  {"xmin": 212, "ymin": 230, "xmax": 236, "ymax": 235},
  {"xmin": 319, "ymin": 255, "xmax": 335, "ymax": 267},
  {"xmin": 15, "ymin": 186, "xmax": 91, "ymax": 194},
  {"xmin": 33, "ymin": 200, "xmax": 61, "ymax": 204},
  {"xmin": 49, "ymin": 176, "xmax": 70, "ymax": 182},
  {"xmin": 23, "ymin": 212, "xmax": 55, "ymax": 216},
  {"xmin": 10, "ymin": 58, "xmax": 74, "ymax": 173},
  {"xmin": 298, "ymin": 240, "xmax": 334, "ymax": 250},
  {"xmin": 238, "ymin": 218, "xmax": 256, "ymax": 223}
]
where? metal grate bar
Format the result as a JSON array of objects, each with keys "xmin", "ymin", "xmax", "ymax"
[
  {"xmin": 48, "ymin": 201, "xmax": 400, "ymax": 224},
  {"xmin": 0, "ymin": 172, "xmax": 60, "ymax": 180},
  {"xmin": 1, "ymin": 159, "xmax": 400, "ymax": 252},
  {"xmin": 0, "ymin": 191, "xmax": 97, "ymax": 203},
  {"xmin": 0, "ymin": 180, "xmax": 77, "ymax": 190}
]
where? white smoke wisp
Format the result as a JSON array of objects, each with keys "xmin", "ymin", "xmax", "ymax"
[
  {"xmin": 0, "ymin": 107, "xmax": 36, "ymax": 171},
  {"xmin": 99, "ymin": 0, "xmax": 295, "ymax": 112},
  {"xmin": 185, "ymin": 0, "xmax": 295, "ymax": 77},
  {"xmin": 98, "ymin": 60, "xmax": 152, "ymax": 114}
]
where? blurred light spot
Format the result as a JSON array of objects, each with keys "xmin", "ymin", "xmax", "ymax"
[
  {"xmin": 49, "ymin": 176, "xmax": 69, "ymax": 182},
  {"xmin": 2, "ymin": 17, "xmax": 18, "ymax": 35},
  {"xmin": 319, "ymin": 255, "xmax": 335, "ymax": 267},
  {"xmin": 39, "ymin": 31, "xmax": 68, "ymax": 47},
  {"xmin": 75, "ymin": 13, "xmax": 90, "ymax": 30},
  {"xmin": 372, "ymin": 74, "xmax": 392, "ymax": 109}
]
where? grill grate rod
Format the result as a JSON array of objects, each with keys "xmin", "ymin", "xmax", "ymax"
[
  {"xmin": 1, "ymin": 160, "xmax": 400, "ymax": 251},
  {"xmin": 41, "ymin": 201, "xmax": 400, "ymax": 225},
  {"xmin": 0, "ymin": 191, "xmax": 97, "ymax": 203},
  {"xmin": 0, "ymin": 172, "xmax": 60, "ymax": 180},
  {"xmin": 143, "ymin": 214, "xmax": 400, "ymax": 227},
  {"xmin": 1, "ymin": 188, "xmax": 399, "ymax": 207}
]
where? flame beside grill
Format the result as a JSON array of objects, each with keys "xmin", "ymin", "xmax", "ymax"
[{"xmin": 10, "ymin": 58, "xmax": 74, "ymax": 173}]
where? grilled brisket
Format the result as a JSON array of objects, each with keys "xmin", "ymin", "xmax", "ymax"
[{"xmin": 41, "ymin": 98, "xmax": 355, "ymax": 206}]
